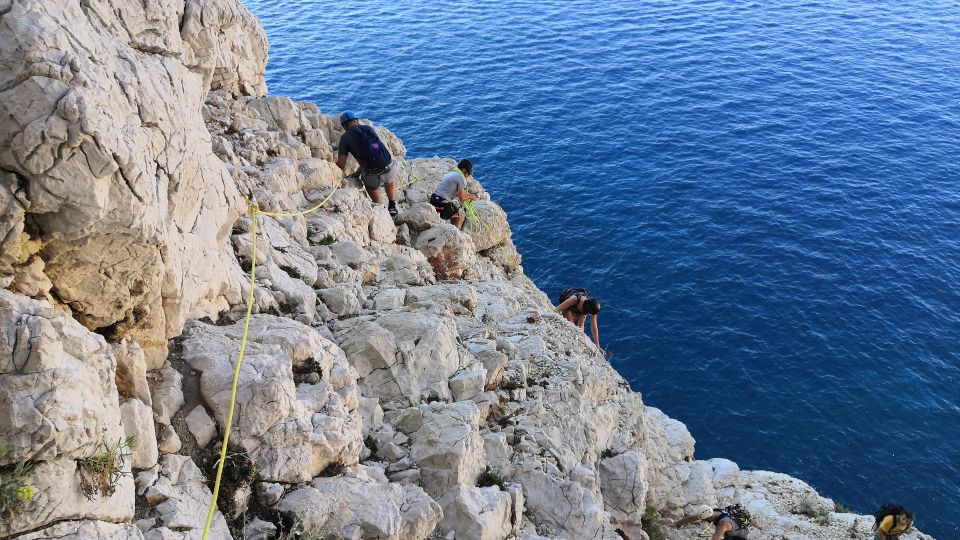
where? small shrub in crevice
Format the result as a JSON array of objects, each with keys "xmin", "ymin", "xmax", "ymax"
[
  {"xmin": 80, "ymin": 436, "xmax": 136, "ymax": 498},
  {"xmin": 0, "ymin": 448, "xmax": 36, "ymax": 518},
  {"xmin": 476, "ymin": 466, "xmax": 506, "ymax": 491},
  {"xmin": 796, "ymin": 498, "xmax": 830, "ymax": 525},
  {"xmin": 834, "ymin": 501, "xmax": 853, "ymax": 513},
  {"xmin": 600, "ymin": 448, "xmax": 616, "ymax": 459},
  {"xmin": 293, "ymin": 357, "xmax": 324, "ymax": 385},
  {"xmin": 641, "ymin": 506, "xmax": 668, "ymax": 540},
  {"xmin": 363, "ymin": 435, "xmax": 379, "ymax": 455},
  {"xmin": 203, "ymin": 446, "xmax": 258, "ymax": 522}
]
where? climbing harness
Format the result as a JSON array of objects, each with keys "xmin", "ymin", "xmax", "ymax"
[{"xmin": 201, "ymin": 179, "xmax": 341, "ymax": 540}]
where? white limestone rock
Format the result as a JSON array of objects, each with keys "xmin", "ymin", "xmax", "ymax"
[
  {"xmin": 396, "ymin": 202, "xmax": 443, "ymax": 232},
  {"xmin": 599, "ymin": 450, "xmax": 649, "ymax": 538},
  {"xmin": 0, "ymin": 0, "xmax": 261, "ymax": 364},
  {"xmin": 370, "ymin": 205, "xmax": 398, "ymax": 243},
  {"xmin": 0, "ymin": 291, "xmax": 125, "ymax": 463},
  {"xmin": 140, "ymin": 455, "xmax": 231, "ymax": 540},
  {"xmin": 462, "ymin": 200, "xmax": 512, "ymax": 252},
  {"xmin": 157, "ymin": 423, "xmax": 182, "ymax": 455},
  {"xmin": 0, "ymin": 457, "xmax": 135, "ymax": 538},
  {"xmin": 243, "ymin": 518, "xmax": 278, "ymax": 540},
  {"xmin": 13, "ymin": 520, "xmax": 145, "ymax": 540},
  {"xmin": 184, "ymin": 405, "xmax": 218, "ymax": 448},
  {"xmin": 513, "ymin": 457, "xmax": 620, "ymax": 540},
  {"xmin": 450, "ymin": 369, "xmax": 488, "ymax": 402},
  {"xmin": 409, "ymin": 401, "xmax": 486, "ymax": 499},
  {"xmin": 415, "ymin": 224, "xmax": 478, "ymax": 279},
  {"xmin": 276, "ymin": 465, "xmax": 442, "ymax": 540},
  {"xmin": 120, "ymin": 398, "xmax": 159, "ymax": 470},
  {"xmin": 150, "ymin": 363, "xmax": 185, "ymax": 425},
  {"xmin": 336, "ymin": 310, "xmax": 461, "ymax": 406},
  {"xmin": 438, "ymin": 484, "xmax": 514, "ymax": 540},
  {"xmin": 179, "ymin": 316, "xmax": 363, "ymax": 482},
  {"xmin": 112, "ymin": 339, "xmax": 152, "ymax": 407}
]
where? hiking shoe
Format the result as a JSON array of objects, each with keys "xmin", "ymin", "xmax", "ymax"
[{"xmin": 388, "ymin": 204, "xmax": 398, "ymax": 218}]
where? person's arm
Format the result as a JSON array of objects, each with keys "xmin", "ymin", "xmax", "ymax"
[
  {"xmin": 555, "ymin": 296, "xmax": 577, "ymax": 313},
  {"xmin": 577, "ymin": 315, "xmax": 586, "ymax": 330},
  {"xmin": 457, "ymin": 186, "xmax": 478, "ymax": 203},
  {"xmin": 711, "ymin": 521, "xmax": 732, "ymax": 540},
  {"xmin": 590, "ymin": 314, "xmax": 600, "ymax": 348},
  {"xmin": 336, "ymin": 132, "xmax": 350, "ymax": 171},
  {"xmin": 671, "ymin": 515, "xmax": 701, "ymax": 528}
]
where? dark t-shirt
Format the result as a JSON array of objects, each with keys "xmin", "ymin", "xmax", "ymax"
[{"xmin": 337, "ymin": 125, "xmax": 392, "ymax": 170}]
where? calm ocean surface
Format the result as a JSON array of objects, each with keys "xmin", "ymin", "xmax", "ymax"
[{"xmin": 242, "ymin": 1, "xmax": 960, "ymax": 536}]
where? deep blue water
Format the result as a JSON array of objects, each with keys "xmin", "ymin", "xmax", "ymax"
[{"xmin": 241, "ymin": 1, "xmax": 960, "ymax": 537}]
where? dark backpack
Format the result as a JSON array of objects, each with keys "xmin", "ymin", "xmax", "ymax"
[
  {"xmin": 718, "ymin": 504, "xmax": 752, "ymax": 530},
  {"xmin": 351, "ymin": 125, "xmax": 391, "ymax": 170},
  {"xmin": 873, "ymin": 504, "xmax": 914, "ymax": 536}
]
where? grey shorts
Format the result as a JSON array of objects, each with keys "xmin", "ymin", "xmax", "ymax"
[{"xmin": 360, "ymin": 162, "xmax": 398, "ymax": 190}]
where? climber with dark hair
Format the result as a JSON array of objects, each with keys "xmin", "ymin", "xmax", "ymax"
[
  {"xmin": 555, "ymin": 287, "xmax": 603, "ymax": 353},
  {"xmin": 430, "ymin": 158, "xmax": 478, "ymax": 230},
  {"xmin": 336, "ymin": 111, "xmax": 399, "ymax": 217},
  {"xmin": 873, "ymin": 504, "xmax": 914, "ymax": 539}
]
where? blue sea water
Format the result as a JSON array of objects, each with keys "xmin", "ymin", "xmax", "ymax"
[{"xmin": 241, "ymin": 1, "xmax": 960, "ymax": 536}]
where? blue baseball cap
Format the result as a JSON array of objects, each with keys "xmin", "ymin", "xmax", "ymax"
[{"xmin": 339, "ymin": 111, "xmax": 359, "ymax": 125}]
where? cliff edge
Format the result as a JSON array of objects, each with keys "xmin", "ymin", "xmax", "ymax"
[{"xmin": 0, "ymin": 1, "xmax": 932, "ymax": 539}]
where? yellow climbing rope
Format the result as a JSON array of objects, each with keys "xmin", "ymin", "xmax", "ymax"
[
  {"xmin": 201, "ymin": 180, "xmax": 341, "ymax": 540},
  {"xmin": 463, "ymin": 199, "xmax": 502, "ymax": 244}
]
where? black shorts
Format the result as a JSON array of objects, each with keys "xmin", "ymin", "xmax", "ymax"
[{"xmin": 430, "ymin": 194, "xmax": 459, "ymax": 220}]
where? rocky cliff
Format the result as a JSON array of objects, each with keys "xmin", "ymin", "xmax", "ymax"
[{"xmin": 0, "ymin": 1, "xmax": 932, "ymax": 539}]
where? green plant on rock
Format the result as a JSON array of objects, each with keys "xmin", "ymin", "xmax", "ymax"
[
  {"xmin": 80, "ymin": 436, "xmax": 136, "ymax": 498},
  {"xmin": 834, "ymin": 501, "xmax": 853, "ymax": 513},
  {"xmin": 796, "ymin": 497, "xmax": 830, "ymax": 525},
  {"xmin": 476, "ymin": 465, "xmax": 506, "ymax": 491},
  {"xmin": 641, "ymin": 505, "xmax": 668, "ymax": 540},
  {"xmin": 0, "ymin": 448, "xmax": 37, "ymax": 517}
]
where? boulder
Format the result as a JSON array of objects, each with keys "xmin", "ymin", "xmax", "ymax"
[
  {"xmin": 150, "ymin": 363, "xmax": 185, "ymax": 425},
  {"xmin": 276, "ymin": 465, "xmax": 441, "ymax": 540},
  {"xmin": 112, "ymin": 339, "xmax": 152, "ymax": 406},
  {"xmin": 450, "ymin": 370, "xmax": 488, "ymax": 402},
  {"xmin": 415, "ymin": 224, "xmax": 477, "ymax": 279},
  {"xmin": 140, "ymin": 455, "xmax": 231, "ymax": 539},
  {"xmin": 14, "ymin": 520, "xmax": 145, "ymax": 540},
  {"xmin": 396, "ymin": 202, "xmax": 442, "ymax": 232},
  {"xmin": 184, "ymin": 405, "xmax": 218, "ymax": 448},
  {"xmin": 438, "ymin": 484, "xmax": 514, "ymax": 540},
  {"xmin": 179, "ymin": 316, "xmax": 363, "ymax": 482},
  {"xmin": 409, "ymin": 401, "xmax": 485, "ymax": 499},
  {"xmin": 0, "ymin": 291, "xmax": 125, "ymax": 463},
  {"xmin": 120, "ymin": 398, "xmax": 159, "ymax": 470},
  {"xmin": 462, "ymin": 200, "xmax": 511, "ymax": 252},
  {"xmin": 0, "ymin": 457, "xmax": 135, "ymax": 538},
  {"xmin": 599, "ymin": 450, "xmax": 649, "ymax": 537},
  {"xmin": 513, "ymin": 457, "xmax": 620, "ymax": 540},
  {"xmin": 336, "ymin": 311, "xmax": 460, "ymax": 406},
  {"xmin": 0, "ymin": 0, "xmax": 262, "ymax": 364}
]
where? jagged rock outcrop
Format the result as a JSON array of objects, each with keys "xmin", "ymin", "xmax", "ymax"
[{"xmin": 0, "ymin": 0, "xmax": 270, "ymax": 366}]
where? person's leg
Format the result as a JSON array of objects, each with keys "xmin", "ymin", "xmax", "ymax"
[
  {"xmin": 367, "ymin": 187, "xmax": 383, "ymax": 203},
  {"xmin": 452, "ymin": 210, "xmax": 465, "ymax": 230},
  {"xmin": 383, "ymin": 164, "xmax": 399, "ymax": 216},
  {"xmin": 385, "ymin": 179, "xmax": 397, "ymax": 202}
]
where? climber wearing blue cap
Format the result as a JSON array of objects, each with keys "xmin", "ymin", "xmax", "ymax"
[{"xmin": 336, "ymin": 112, "xmax": 399, "ymax": 217}]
